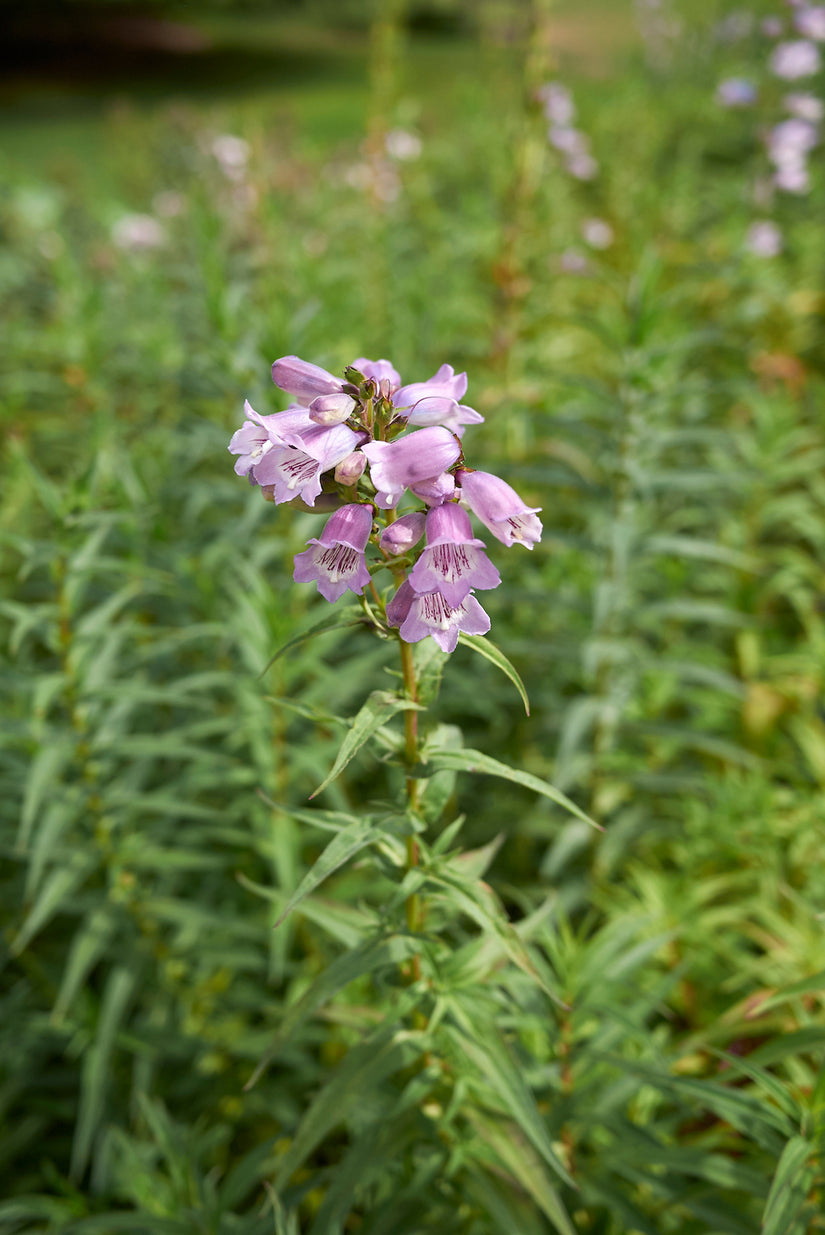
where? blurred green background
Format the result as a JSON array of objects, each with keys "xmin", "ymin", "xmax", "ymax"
[{"xmin": 3, "ymin": 0, "xmax": 825, "ymax": 1231}]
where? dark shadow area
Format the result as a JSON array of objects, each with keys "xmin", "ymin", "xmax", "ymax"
[{"xmin": 0, "ymin": 8, "xmax": 364, "ymax": 114}]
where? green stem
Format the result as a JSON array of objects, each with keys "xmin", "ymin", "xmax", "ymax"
[{"xmin": 399, "ymin": 636, "xmax": 423, "ymax": 978}]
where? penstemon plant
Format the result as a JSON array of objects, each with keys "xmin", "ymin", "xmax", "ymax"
[{"xmin": 228, "ymin": 353, "xmax": 597, "ymax": 1230}]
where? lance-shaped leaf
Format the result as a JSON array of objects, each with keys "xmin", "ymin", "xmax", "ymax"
[
  {"xmin": 259, "ymin": 605, "xmax": 365, "ymax": 677},
  {"xmin": 446, "ymin": 1002, "xmax": 576, "ymax": 1191},
  {"xmin": 273, "ymin": 996, "xmax": 423, "ymax": 1189},
  {"xmin": 245, "ymin": 933, "xmax": 418, "ymax": 1089},
  {"xmin": 458, "ymin": 633, "xmax": 530, "ymax": 715},
  {"xmin": 273, "ymin": 813, "xmax": 387, "ymax": 927},
  {"xmin": 762, "ymin": 1137, "xmax": 815, "ymax": 1235},
  {"xmin": 466, "ymin": 1110, "xmax": 577, "ymax": 1235},
  {"xmin": 420, "ymin": 746, "xmax": 599, "ymax": 830},
  {"xmin": 310, "ymin": 689, "xmax": 421, "ymax": 799}
]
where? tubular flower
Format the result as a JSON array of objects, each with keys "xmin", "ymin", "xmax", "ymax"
[
  {"xmin": 229, "ymin": 352, "xmax": 542, "ymax": 649},
  {"xmin": 271, "ymin": 355, "xmax": 346, "ymax": 404},
  {"xmin": 457, "ymin": 470, "xmax": 543, "ymax": 549},
  {"xmin": 293, "ymin": 504, "xmax": 374, "ymax": 602},
  {"xmin": 229, "ymin": 400, "xmax": 314, "ymax": 478},
  {"xmin": 409, "ymin": 504, "xmax": 500, "ymax": 607},
  {"xmin": 379, "ymin": 512, "xmax": 427, "ymax": 556},
  {"xmin": 253, "ymin": 422, "xmax": 362, "ymax": 507},
  {"xmin": 393, "ymin": 365, "xmax": 484, "ymax": 433},
  {"xmin": 387, "ymin": 580, "xmax": 490, "ymax": 653},
  {"xmin": 361, "ymin": 426, "xmax": 462, "ymax": 509}
]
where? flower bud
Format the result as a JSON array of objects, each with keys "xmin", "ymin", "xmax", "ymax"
[
  {"xmin": 379, "ymin": 512, "xmax": 426, "ymax": 555},
  {"xmin": 334, "ymin": 450, "xmax": 367, "ymax": 486},
  {"xmin": 271, "ymin": 355, "xmax": 344, "ymax": 404},
  {"xmin": 309, "ymin": 392, "xmax": 357, "ymax": 425}
]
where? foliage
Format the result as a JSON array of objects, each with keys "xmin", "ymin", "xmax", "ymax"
[{"xmin": 2, "ymin": 1, "xmax": 825, "ymax": 1231}]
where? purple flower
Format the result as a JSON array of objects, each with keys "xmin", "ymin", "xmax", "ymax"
[
  {"xmin": 457, "ymin": 470, "xmax": 542, "ymax": 549},
  {"xmin": 768, "ymin": 117, "xmax": 819, "ymax": 159},
  {"xmin": 292, "ymin": 504, "xmax": 373, "ymax": 602},
  {"xmin": 271, "ymin": 355, "xmax": 345, "ymax": 405},
  {"xmin": 409, "ymin": 504, "xmax": 501, "ymax": 607},
  {"xmin": 549, "ymin": 126, "xmax": 587, "ymax": 155},
  {"xmin": 253, "ymin": 422, "xmax": 362, "ymax": 507},
  {"xmin": 392, "ymin": 365, "xmax": 484, "ymax": 432},
  {"xmin": 762, "ymin": 17, "xmax": 784, "ymax": 37},
  {"xmin": 566, "ymin": 152, "xmax": 599, "ymax": 180},
  {"xmin": 746, "ymin": 220, "xmax": 783, "ymax": 257},
  {"xmin": 379, "ymin": 512, "xmax": 426, "ymax": 555},
  {"xmin": 361, "ymin": 426, "xmax": 462, "ymax": 509},
  {"xmin": 770, "ymin": 40, "xmax": 822, "ymax": 78},
  {"xmin": 785, "ymin": 91, "xmax": 825, "ymax": 119},
  {"xmin": 334, "ymin": 451, "xmax": 367, "ymax": 486},
  {"xmin": 774, "ymin": 162, "xmax": 810, "ymax": 191},
  {"xmin": 795, "ymin": 6, "xmax": 825, "ymax": 41},
  {"xmin": 411, "ymin": 472, "xmax": 456, "ymax": 506},
  {"xmin": 716, "ymin": 77, "xmax": 757, "ymax": 107},
  {"xmin": 352, "ymin": 357, "xmax": 402, "ymax": 392},
  {"xmin": 228, "ymin": 399, "xmax": 313, "ymax": 479},
  {"xmin": 537, "ymin": 82, "xmax": 575, "ymax": 126},
  {"xmin": 387, "ymin": 579, "xmax": 490, "ymax": 652},
  {"xmin": 309, "ymin": 392, "xmax": 357, "ymax": 425}
]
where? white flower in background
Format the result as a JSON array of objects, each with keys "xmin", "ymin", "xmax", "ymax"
[
  {"xmin": 581, "ymin": 218, "xmax": 614, "ymax": 249},
  {"xmin": 769, "ymin": 117, "xmax": 819, "ymax": 154},
  {"xmin": 784, "ymin": 91, "xmax": 825, "ymax": 119},
  {"xmin": 559, "ymin": 248, "xmax": 590, "ymax": 274},
  {"xmin": 537, "ymin": 82, "xmax": 575, "ymax": 126},
  {"xmin": 770, "ymin": 39, "xmax": 821, "ymax": 78},
  {"xmin": 766, "ymin": 117, "xmax": 818, "ymax": 193},
  {"xmin": 385, "ymin": 129, "xmax": 422, "ymax": 161},
  {"xmin": 795, "ymin": 6, "xmax": 825, "ymax": 40},
  {"xmin": 717, "ymin": 77, "xmax": 758, "ymax": 106},
  {"xmin": 567, "ymin": 152, "xmax": 599, "ymax": 180},
  {"xmin": 762, "ymin": 17, "xmax": 784, "ymax": 37},
  {"xmin": 774, "ymin": 162, "xmax": 810, "ymax": 191},
  {"xmin": 549, "ymin": 126, "xmax": 587, "ymax": 155},
  {"xmin": 152, "ymin": 190, "xmax": 186, "ymax": 218},
  {"xmin": 211, "ymin": 135, "xmax": 250, "ymax": 181},
  {"xmin": 112, "ymin": 214, "xmax": 166, "ymax": 252},
  {"xmin": 746, "ymin": 220, "xmax": 783, "ymax": 256}
]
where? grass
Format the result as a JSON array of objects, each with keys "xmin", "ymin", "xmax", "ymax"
[{"xmin": 2, "ymin": 2, "xmax": 825, "ymax": 1232}]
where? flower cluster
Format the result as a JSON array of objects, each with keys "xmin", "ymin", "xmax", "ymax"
[
  {"xmin": 537, "ymin": 82, "xmax": 598, "ymax": 181},
  {"xmin": 716, "ymin": 6, "xmax": 825, "ymax": 254},
  {"xmin": 229, "ymin": 356, "xmax": 542, "ymax": 652}
]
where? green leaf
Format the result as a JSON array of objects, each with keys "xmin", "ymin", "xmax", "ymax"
[
  {"xmin": 272, "ymin": 1000, "xmax": 422, "ymax": 1189},
  {"xmin": 245, "ymin": 933, "xmax": 418, "ymax": 1089},
  {"xmin": 274, "ymin": 814, "xmax": 387, "ymax": 927},
  {"xmin": 71, "ymin": 966, "xmax": 136, "ymax": 1180},
  {"xmin": 466, "ymin": 1110, "xmax": 577, "ymax": 1235},
  {"xmin": 447, "ymin": 1008, "xmax": 575, "ymax": 1191},
  {"xmin": 17, "ymin": 735, "xmax": 75, "ymax": 853},
  {"xmin": 761, "ymin": 1137, "xmax": 813, "ymax": 1235},
  {"xmin": 52, "ymin": 907, "xmax": 116, "ymax": 1024},
  {"xmin": 423, "ymin": 859, "xmax": 560, "ymax": 1001},
  {"xmin": 420, "ymin": 723, "xmax": 463, "ymax": 824},
  {"xmin": 458, "ymin": 633, "xmax": 530, "ymax": 715},
  {"xmin": 422, "ymin": 746, "xmax": 600, "ymax": 830},
  {"xmin": 259, "ymin": 606, "xmax": 364, "ymax": 676},
  {"xmin": 310, "ymin": 689, "xmax": 420, "ymax": 799},
  {"xmin": 11, "ymin": 850, "xmax": 97, "ymax": 956},
  {"xmin": 757, "ymin": 969, "xmax": 825, "ymax": 1013}
]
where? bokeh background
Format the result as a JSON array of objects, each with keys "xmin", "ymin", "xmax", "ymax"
[{"xmin": 3, "ymin": 0, "xmax": 825, "ymax": 1231}]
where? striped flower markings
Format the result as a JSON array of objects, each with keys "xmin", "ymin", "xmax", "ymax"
[{"xmin": 228, "ymin": 354, "xmax": 542, "ymax": 649}]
